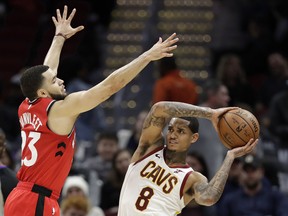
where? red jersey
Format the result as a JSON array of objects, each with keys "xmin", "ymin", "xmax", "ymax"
[{"xmin": 17, "ymin": 97, "xmax": 76, "ymax": 195}]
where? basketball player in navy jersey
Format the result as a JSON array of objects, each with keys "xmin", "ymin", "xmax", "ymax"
[
  {"xmin": 118, "ymin": 101, "xmax": 258, "ymax": 216},
  {"xmin": 4, "ymin": 5, "xmax": 178, "ymax": 216}
]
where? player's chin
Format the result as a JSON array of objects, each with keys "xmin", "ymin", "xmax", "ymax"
[
  {"xmin": 60, "ymin": 90, "xmax": 68, "ymax": 97},
  {"xmin": 51, "ymin": 92, "xmax": 67, "ymax": 100},
  {"xmin": 167, "ymin": 143, "xmax": 178, "ymax": 151}
]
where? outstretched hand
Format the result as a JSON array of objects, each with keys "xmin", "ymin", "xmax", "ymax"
[
  {"xmin": 52, "ymin": 5, "xmax": 84, "ymax": 39},
  {"xmin": 146, "ymin": 33, "xmax": 179, "ymax": 61}
]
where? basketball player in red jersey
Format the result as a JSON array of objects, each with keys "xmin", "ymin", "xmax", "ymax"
[
  {"xmin": 4, "ymin": 5, "xmax": 178, "ymax": 216},
  {"xmin": 118, "ymin": 101, "xmax": 258, "ymax": 215}
]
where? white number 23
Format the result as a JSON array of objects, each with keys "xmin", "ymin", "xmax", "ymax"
[{"xmin": 21, "ymin": 131, "xmax": 40, "ymax": 167}]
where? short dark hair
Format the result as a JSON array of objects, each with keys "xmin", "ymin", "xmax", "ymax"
[
  {"xmin": 20, "ymin": 65, "xmax": 49, "ymax": 101},
  {"xmin": 180, "ymin": 117, "xmax": 199, "ymax": 133}
]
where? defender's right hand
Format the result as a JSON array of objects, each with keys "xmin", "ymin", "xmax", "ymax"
[{"xmin": 52, "ymin": 5, "xmax": 84, "ymax": 39}]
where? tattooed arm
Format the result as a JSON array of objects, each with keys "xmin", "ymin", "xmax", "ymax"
[
  {"xmin": 185, "ymin": 138, "xmax": 258, "ymax": 206},
  {"xmin": 131, "ymin": 101, "xmax": 232, "ymax": 163}
]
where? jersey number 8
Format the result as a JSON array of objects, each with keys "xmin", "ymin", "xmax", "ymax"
[{"xmin": 135, "ymin": 187, "xmax": 154, "ymax": 211}]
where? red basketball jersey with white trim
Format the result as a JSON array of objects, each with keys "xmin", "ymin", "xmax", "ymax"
[
  {"xmin": 118, "ymin": 147, "xmax": 193, "ymax": 216},
  {"xmin": 17, "ymin": 97, "xmax": 76, "ymax": 194}
]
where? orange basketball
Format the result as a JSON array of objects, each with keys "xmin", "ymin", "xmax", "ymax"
[{"xmin": 217, "ymin": 108, "xmax": 260, "ymax": 149}]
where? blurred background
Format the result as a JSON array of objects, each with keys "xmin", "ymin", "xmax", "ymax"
[{"xmin": 1, "ymin": 0, "xmax": 288, "ymax": 200}]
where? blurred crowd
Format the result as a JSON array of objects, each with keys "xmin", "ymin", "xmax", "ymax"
[{"xmin": 1, "ymin": 0, "xmax": 288, "ymax": 216}]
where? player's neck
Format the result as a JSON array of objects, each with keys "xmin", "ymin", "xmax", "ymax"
[{"xmin": 164, "ymin": 149, "xmax": 186, "ymax": 166}]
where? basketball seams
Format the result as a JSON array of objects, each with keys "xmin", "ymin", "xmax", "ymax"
[
  {"xmin": 229, "ymin": 112, "xmax": 256, "ymax": 139},
  {"xmin": 218, "ymin": 118, "xmax": 232, "ymax": 148},
  {"xmin": 218, "ymin": 128, "xmax": 232, "ymax": 149},
  {"xmin": 217, "ymin": 108, "xmax": 260, "ymax": 149},
  {"xmin": 223, "ymin": 115, "xmax": 247, "ymax": 146}
]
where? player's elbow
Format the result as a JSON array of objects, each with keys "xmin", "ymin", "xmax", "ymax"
[
  {"xmin": 202, "ymin": 199, "xmax": 217, "ymax": 206},
  {"xmin": 151, "ymin": 101, "xmax": 168, "ymax": 112},
  {"xmin": 149, "ymin": 102, "xmax": 162, "ymax": 116},
  {"xmin": 196, "ymin": 198, "xmax": 216, "ymax": 207},
  {"xmin": 101, "ymin": 79, "xmax": 125, "ymax": 97},
  {"xmin": 196, "ymin": 194, "xmax": 219, "ymax": 206}
]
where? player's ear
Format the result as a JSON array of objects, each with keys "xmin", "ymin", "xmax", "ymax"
[
  {"xmin": 37, "ymin": 88, "xmax": 48, "ymax": 98},
  {"xmin": 190, "ymin": 133, "xmax": 199, "ymax": 143}
]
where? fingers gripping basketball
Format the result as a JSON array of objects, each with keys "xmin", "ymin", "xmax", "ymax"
[{"xmin": 217, "ymin": 108, "xmax": 260, "ymax": 149}]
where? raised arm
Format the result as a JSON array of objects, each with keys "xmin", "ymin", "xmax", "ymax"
[
  {"xmin": 132, "ymin": 101, "xmax": 233, "ymax": 162},
  {"xmin": 44, "ymin": 5, "xmax": 84, "ymax": 71},
  {"xmin": 190, "ymin": 138, "xmax": 258, "ymax": 206},
  {"xmin": 51, "ymin": 34, "xmax": 179, "ymax": 118}
]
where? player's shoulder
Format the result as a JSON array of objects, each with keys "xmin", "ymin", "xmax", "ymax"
[{"xmin": 131, "ymin": 145, "xmax": 163, "ymax": 164}]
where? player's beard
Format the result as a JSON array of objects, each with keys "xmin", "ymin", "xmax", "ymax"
[
  {"xmin": 50, "ymin": 92, "xmax": 67, "ymax": 100},
  {"xmin": 165, "ymin": 148, "xmax": 187, "ymax": 164}
]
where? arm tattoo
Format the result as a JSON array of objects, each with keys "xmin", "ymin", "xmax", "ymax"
[
  {"xmin": 143, "ymin": 113, "xmax": 166, "ymax": 129},
  {"xmin": 163, "ymin": 103, "xmax": 212, "ymax": 119},
  {"xmin": 139, "ymin": 137, "xmax": 164, "ymax": 157},
  {"xmin": 139, "ymin": 144, "xmax": 150, "ymax": 157},
  {"xmin": 195, "ymin": 155, "xmax": 233, "ymax": 205}
]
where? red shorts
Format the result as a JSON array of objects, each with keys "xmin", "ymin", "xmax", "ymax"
[{"xmin": 4, "ymin": 181, "xmax": 60, "ymax": 216}]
